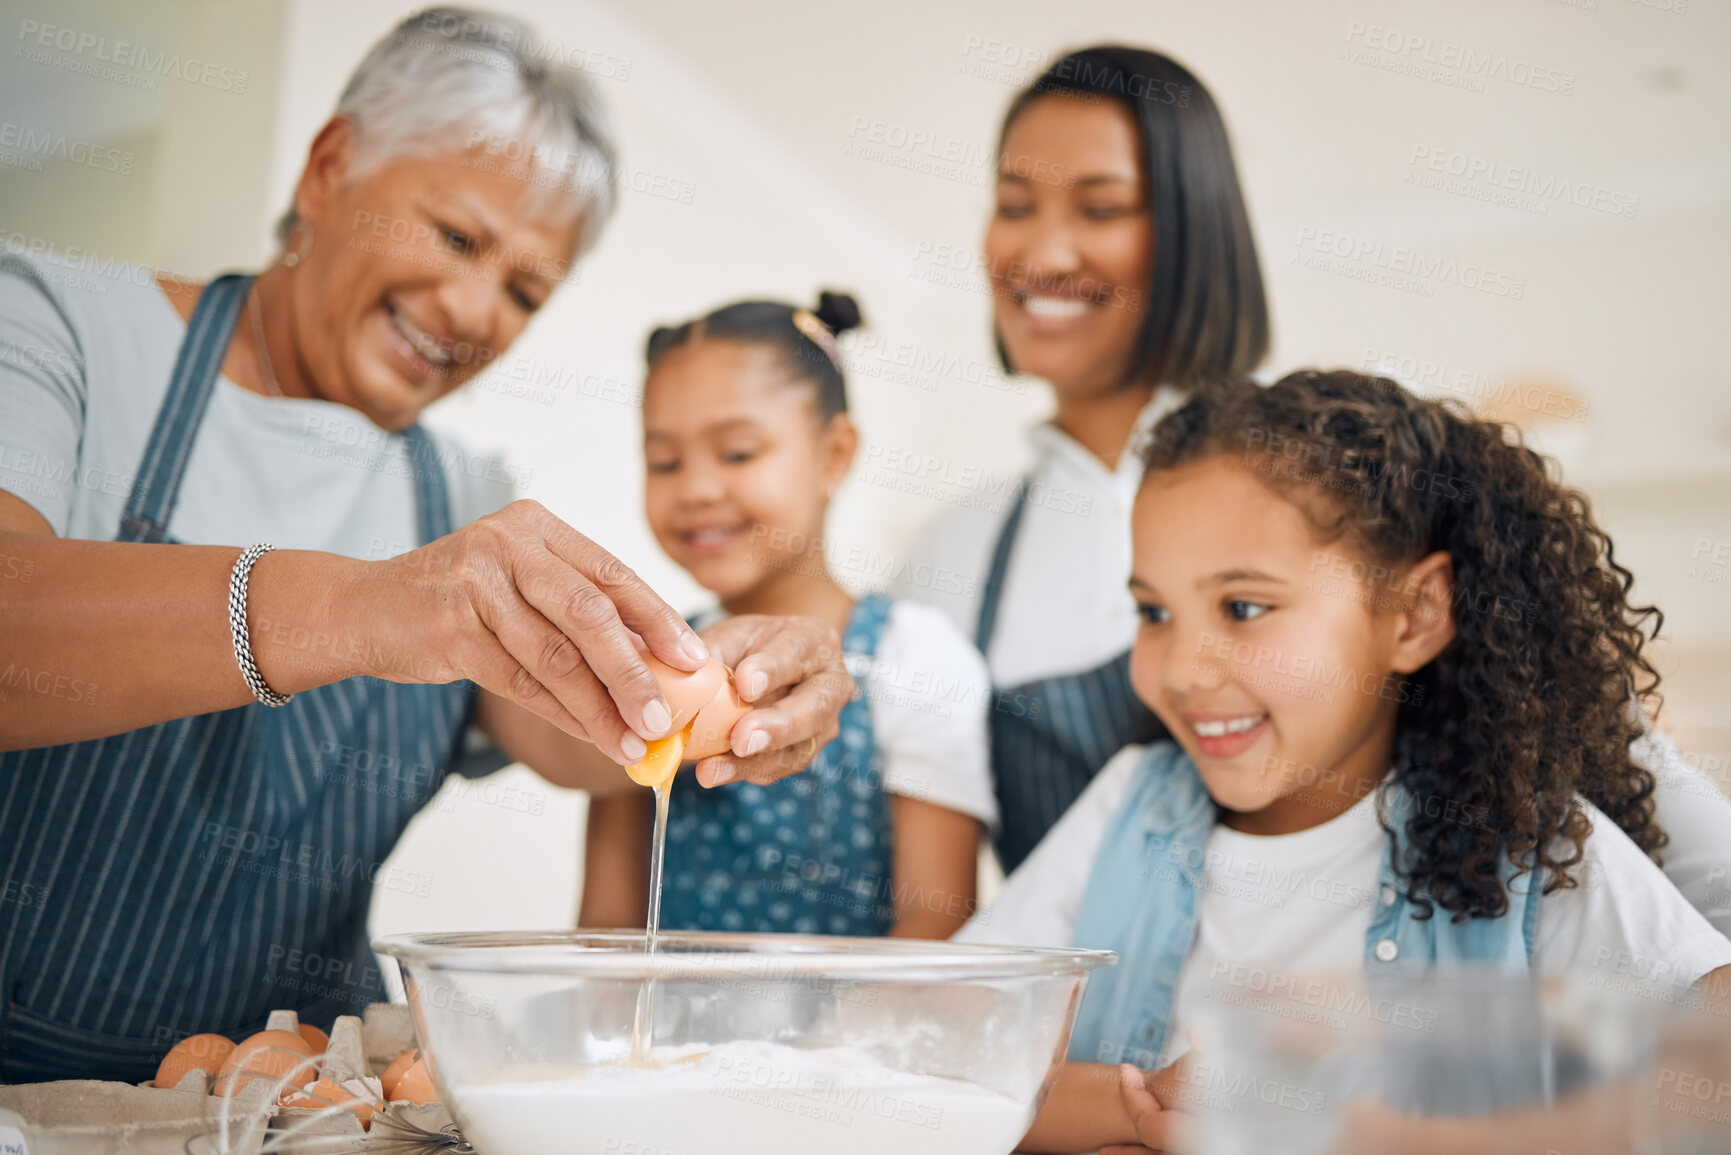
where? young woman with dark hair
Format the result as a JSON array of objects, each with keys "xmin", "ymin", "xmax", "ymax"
[
  {"xmin": 899, "ymin": 46, "xmax": 1269, "ymax": 873},
  {"xmin": 900, "ymin": 51, "xmax": 1731, "ymax": 946}
]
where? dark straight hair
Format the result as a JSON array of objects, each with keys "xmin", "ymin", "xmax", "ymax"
[
  {"xmin": 997, "ymin": 45, "xmax": 1269, "ymax": 388},
  {"xmin": 644, "ymin": 291, "xmax": 863, "ymax": 422}
]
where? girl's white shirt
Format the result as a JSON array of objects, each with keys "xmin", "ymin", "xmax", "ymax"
[{"xmin": 961, "ymin": 742, "xmax": 1731, "ymax": 1064}]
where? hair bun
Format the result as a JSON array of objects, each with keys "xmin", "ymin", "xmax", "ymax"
[{"xmin": 813, "ymin": 290, "xmax": 863, "ymax": 335}]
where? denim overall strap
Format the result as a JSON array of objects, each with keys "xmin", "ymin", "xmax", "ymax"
[
  {"xmin": 662, "ymin": 594, "xmax": 898, "ymax": 935},
  {"xmin": 1068, "ymin": 742, "xmax": 1215, "ymax": 1066},
  {"xmin": 1365, "ymin": 786, "xmax": 1540, "ymax": 969},
  {"xmin": 118, "ymin": 273, "xmax": 251, "ymax": 543},
  {"xmin": 974, "ymin": 477, "xmax": 1166, "ymax": 872},
  {"xmin": 0, "ymin": 278, "xmax": 473, "ymax": 1084}
]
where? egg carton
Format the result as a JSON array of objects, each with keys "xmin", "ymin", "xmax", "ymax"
[
  {"xmin": 0, "ymin": 1077, "xmax": 273, "ymax": 1155},
  {"xmin": 259, "ymin": 1009, "xmax": 454, "ymax": 1153},
  {"xmin": 0, "ymin": 1006, "xmax": 454, "ymax": 1155}
]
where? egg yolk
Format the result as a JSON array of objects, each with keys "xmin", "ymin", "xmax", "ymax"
[{"xmin": 625, "ymin": 724, "xmax": 691, "ymax": 789}]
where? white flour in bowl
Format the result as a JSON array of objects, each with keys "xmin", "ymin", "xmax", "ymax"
[{"xmin": 452, "ymin": 1040, "xmax": 1030, "ymax": 1155}]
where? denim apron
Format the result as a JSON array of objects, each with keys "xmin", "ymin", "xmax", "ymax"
[
  {"xmin": 0, "ymin": 274, "xmax": 475, "ymax": 1083},
  {"xmin": 977, "ymin": 478, "xmax": 1167, "ymax": 872},
  {"xmin": 660, "ymin": 594, "xmax": 896, "ymax": 936}
]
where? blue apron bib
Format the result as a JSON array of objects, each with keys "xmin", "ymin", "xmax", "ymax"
[
  {"xmin": 0, "ymin": 274, "xmax": 475, "ymax": 1083},
  {"xmin": 976, "ymin": 478, "xmax": 1167, "ymax": 872},
  {"xmin": 660, "ymin": 594, "xmax": 897, "ymax": 936}
]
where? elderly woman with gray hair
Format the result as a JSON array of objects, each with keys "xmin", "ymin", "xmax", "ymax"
[{"xmin": 0, "ymin": 8, "xmax": 851, "ymax": 1082}]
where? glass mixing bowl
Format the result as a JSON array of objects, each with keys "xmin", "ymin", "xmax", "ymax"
[{"xmin": 374, "ymin": 931, "xmax": 1114, "ymax": 1155}]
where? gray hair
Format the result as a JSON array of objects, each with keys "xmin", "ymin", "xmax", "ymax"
[{"xmin": 275, "ymin": 6, "xmax": 618, "ymax": 255}]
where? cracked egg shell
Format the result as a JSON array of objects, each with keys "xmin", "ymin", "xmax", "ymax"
[
  {"xmin": 284, "ymin": 1077, "xmax": 379, "ymax": 1128},
  {"xmin": 380, "ymin": 1048, "xmax": 419, "ymax": 1099},
  {"xmin": 685, "ymin": 674, "xmax": 751, "ymax": 761},
  {"xmin": 639, "ymin": 654, "xmax": 727, "ymax": 732},
  {"xmin": 389, "ymin": 1057, "xmax": 439, "ymax": 1104}
]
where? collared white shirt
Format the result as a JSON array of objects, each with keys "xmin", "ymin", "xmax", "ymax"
[{"xmin": 896, "ymin": 387, "xmax": 1186, "ymax": 688}]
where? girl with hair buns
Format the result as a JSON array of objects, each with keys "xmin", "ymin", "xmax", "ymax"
[{"xmin": 581, "ymin": 293, "xmax": 998, "ymax": 939}]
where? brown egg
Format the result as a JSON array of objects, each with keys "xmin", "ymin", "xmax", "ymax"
[
  {"xmin": 155, "ymin": 1033, "xmax": 236, "ymax": 1089},
  {"xmin": 214, "ymin": 1029, "xmax": 317, "ymax": 1097},
  {"xmin": 297, "ymin": 1022, "xmax": 329, "ymax": 1054},
  {"xmin": 388, "ymin": 1057, "xmax": 440, "ymax": 1104},
  {"xmin": 625, "ymin": 662, "xmax": 755, "ymax": 785},
  {"xmin": 640, "ymin": 655, "xmax": 727, "ymax": 732},
  {"xmin": 686, "ymin": 673, "xmax": 751, "ymax": 761},
  {"xmin": 380, "ymin": 1048, "xmax": 419, "ymax": 1099},
  {"xmin": 283, "ymin": 1077, "xmax": 378, "ymax": 1129}
]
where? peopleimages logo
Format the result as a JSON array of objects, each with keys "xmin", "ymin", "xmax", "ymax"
[
  {"xmin": 0, "ymin": 122, "xmax": 134, "ymax": 174},
  {"xmin": 1341, "ymin": 21, "xmax": 1575, "ymax": 96},
  {"xmin": 1292, "ymin": 227, "xmax": 1527, "ymax": 301},
  {"xmin": 16, "ymin": 19, "xmax": 250, "ymax": 93},
  {"xmin": 1406, "ymin": 145, "xmax": 1639, "ymax": 220}
]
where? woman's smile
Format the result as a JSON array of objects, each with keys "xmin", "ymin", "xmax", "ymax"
[
  {"xmin": 1007, "ymin": 289, "xmax": 1105, "ymax": 337},
  {"xmin": 382, "ymin": 300, "xmax": 458, "ymax": 379}
]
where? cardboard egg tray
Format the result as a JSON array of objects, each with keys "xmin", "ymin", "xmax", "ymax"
[{"xmin": 0, "ymin": 1004, "xmax": 454, "ymax": 1154}]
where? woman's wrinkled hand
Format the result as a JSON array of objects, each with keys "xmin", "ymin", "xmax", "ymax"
[
  {"xmin": 357, "ymin": 499, "xmax": 708, "ymax": 764},
  {"xmin": 689, "ymin": 613, "xmax": 855, "ymax": 788}
]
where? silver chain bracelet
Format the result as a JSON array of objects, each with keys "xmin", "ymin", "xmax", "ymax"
[{"xmin": 228, "ymin": 543, "xmax": 293, "ymax": 707}]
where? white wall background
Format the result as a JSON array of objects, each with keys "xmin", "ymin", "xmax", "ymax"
[{"xmin": 4, "ymin": 0, "xmax": 1727, "ymax": 939}]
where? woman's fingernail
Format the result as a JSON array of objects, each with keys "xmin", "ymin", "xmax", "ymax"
[
  {"xmin": 641, "ymin": 699, "xmax": 672, "ymax": 736},
  {"xmin": 746, "ymin": 671, "xmax": 769, "ymax": 699},
  {"xmin": 681, "ymin": 633, "xmax": 709, "ymax": 663},
  {"xmin": 621, "ymin": 733, "xmax": 648, "ymax": 762},
  {"xmin": 741, "ymin": 729, "xmax": 770, "ymax": 757},
  {"xmin": 705, "ymin": 762, "xmax": 735, "ymax": 787}
]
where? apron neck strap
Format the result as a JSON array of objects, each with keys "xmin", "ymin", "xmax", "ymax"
[
  {"xmin": 120, "ymin": 273, "xmax": 252, "ymax": 543},
  {"xmin": 119, "ymin": 274, "xmax": 456, "ymax": 547},
  {"xmin": 398, "ymin": 425, "xmax": 456, "ymax": 544},
  {"xmin": 973, "ymin": 473, "xmax": 1034, "ymax": 656}
]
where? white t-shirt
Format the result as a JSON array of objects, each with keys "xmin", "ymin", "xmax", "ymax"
[
  {"xmin": 961, "ymin": 744, "xmax": 1731, "ymax": 1062},
  {"xmin": 894, "ymin": 388, "xmax": 1184, "ymax": 688},
  {"xmin": 0, "ymin": 252, "xmax": 518, "ymax": 554},
  {"xmin": 693, "ymin": 599, "xmax": 998, "ymax": 828}
]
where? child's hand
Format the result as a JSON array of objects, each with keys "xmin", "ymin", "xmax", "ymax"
[{"xmin": 1101, "ymin": 1063, "xmax": 1194, "ymax": 1154}]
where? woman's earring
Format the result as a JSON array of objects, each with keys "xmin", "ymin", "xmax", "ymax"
[{"xmin": 283, "ymin": 224, "xmax": 314, "ymax": 268}]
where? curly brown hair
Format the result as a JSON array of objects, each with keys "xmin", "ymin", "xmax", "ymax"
[{"xmin": 1142, "ymin": 370, "xmax": 1665, "ymax": 921}]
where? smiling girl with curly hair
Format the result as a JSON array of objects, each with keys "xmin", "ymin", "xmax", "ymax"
[{"xmin": 977, "ymin": 370, "xmax": 1731, "ymax": 1154}]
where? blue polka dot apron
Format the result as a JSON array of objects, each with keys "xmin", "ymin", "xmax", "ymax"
[
  {"xmin": 0, "ymin": 274, "xmax": 476, "ymax": 1083},
  {"xmin": 977, "ymin": 477, "xmax": 1168, "ymax": 873},
  {"xmin": 660, "ymin": 594, "xmax": 896, "ymax": 936}
]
